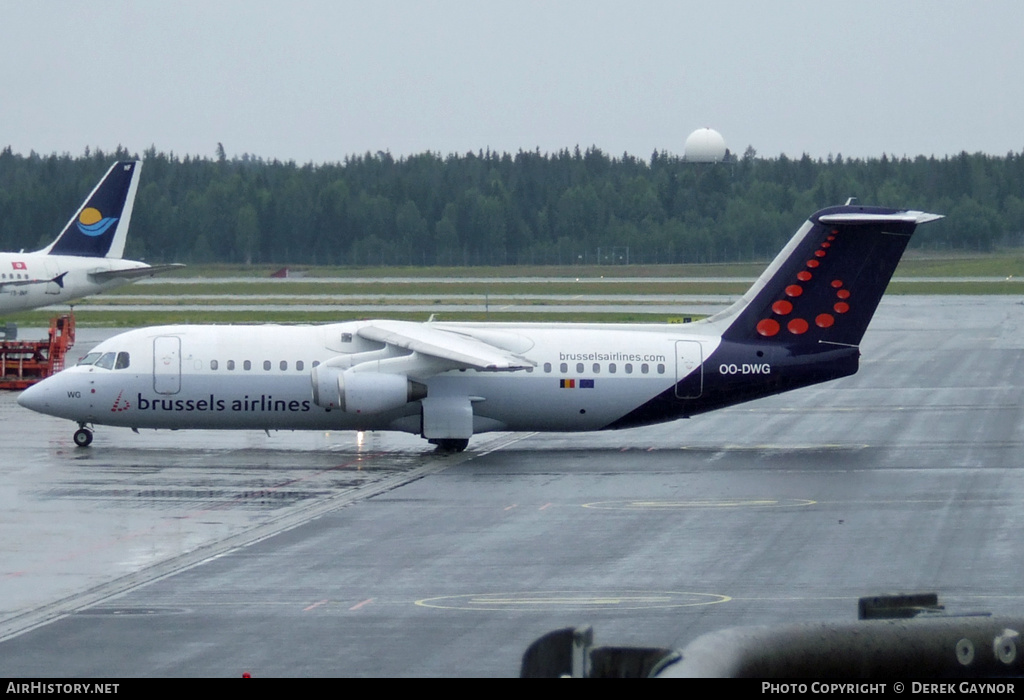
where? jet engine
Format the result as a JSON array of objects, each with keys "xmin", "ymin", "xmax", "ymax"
[{"xmin": 311, "ymin": 366, "xmax": 427, "ymax": 414}]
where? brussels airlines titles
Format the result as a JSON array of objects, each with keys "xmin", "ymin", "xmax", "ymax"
[{"xmin": 130, "ymin": 394, "xmax": 312, "ymax": 413}]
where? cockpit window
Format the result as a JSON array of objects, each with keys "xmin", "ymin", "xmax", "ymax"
[
  {"xmin": 115, "ymin": 352, "xmax": 130, "ymax": 370},
  {"xmin": 77, "ymin": 352, "xmax": 102, "ymax": 366},
  {"xmin": 94, "ymin": 352, "xmax": 117, "ymax": 370}
]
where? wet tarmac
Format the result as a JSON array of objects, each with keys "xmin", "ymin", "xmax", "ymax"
[{"xmin": 1, "ymin": 296, "xmax": 1024, "ymax": 676}]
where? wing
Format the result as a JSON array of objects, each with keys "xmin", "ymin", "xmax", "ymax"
[{"xmin": 357, "ymin": 320, "xmax": 536, "ymax": 372}]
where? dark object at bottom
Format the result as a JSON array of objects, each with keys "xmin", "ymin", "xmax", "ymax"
[{"xmin": 522, "ymin": 593, "xmax": 1023, "ymax": 678}]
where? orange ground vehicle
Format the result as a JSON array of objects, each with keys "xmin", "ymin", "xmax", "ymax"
[{"xmin": 0, "ymin": 314, "xmax": 75, "ymax": 390}]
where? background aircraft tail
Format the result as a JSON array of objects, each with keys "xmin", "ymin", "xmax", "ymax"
[
  {"xmin": 713, "ymin": 205, "xmax": 942, "ymax": 347},
  {"xmin": 38, "ymin": 161, "xmax": 142, "ymax": 259}
]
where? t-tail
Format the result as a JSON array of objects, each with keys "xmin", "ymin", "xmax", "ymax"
[
  {"xmin": 712, "ymin": 205, "xmax": 943, "ymax": 348},
  {"xmin": 37, "ymin": 161, "xmax": 141, "ymax": 259},
  {"xmin": 625, "ymin": 204, "xmax": 948, "ymax": 423}
]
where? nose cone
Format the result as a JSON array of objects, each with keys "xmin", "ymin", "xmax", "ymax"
[{"xmin": 18, "ymin": 379, "xmax": 54, "ymax": 415}]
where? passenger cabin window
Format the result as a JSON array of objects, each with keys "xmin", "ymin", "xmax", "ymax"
[
  {"xmin": 576, "ymin": 363, "xmax": 584, "ymax": 373},
  {"xmin": 263, "ymin": 360, "xmax": 271, "ymax": 370},
  {"xmin": 560, "ymin": 362, "xmax": 568, "ymax": 373},
  {"xmin": 210, "ymin": 360, "xmax": 219, "ymax": 370},
  {"xmin": 641, "ymin": 363, "xmax": 649, "ymax": 374},
  {"xmin": 243, "ymin": 360, "xmax": 252, "ymax": 371},
  {"xmin": 296, "ymin": 361, "xmax": 304, "ymax": 371},
  {"xmin": 280, "ymin": 361, "xmax": 288, "ymax": 371},
  {"xmin": 609, "ymin": 363, "xmax": 617, "ymax": 374},
  {"xmin": 227, "ymin": 360, "xmax": 235, "ymax": 371},
  {"xmin": 625, "ymin": 363, "xmax": 633, "ymax": 374},
  {"xmin": 544, "ymin": 362, "xmax": 552, "ymax": 373}
]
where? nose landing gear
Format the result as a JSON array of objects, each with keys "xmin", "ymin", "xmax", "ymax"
[{"xmin": 73, "ymin": 424, "xmax": 93, "ymax": 447}]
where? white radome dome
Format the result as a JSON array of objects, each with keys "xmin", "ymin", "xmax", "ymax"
[{"xmin": 684, "ymin": 128, "xmax": 727, "ymax": 162}]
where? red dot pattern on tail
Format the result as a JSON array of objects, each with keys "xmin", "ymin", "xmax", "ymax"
[{"xmin": 757, "ymin": 228, "xmax": 853, "ymax": 337}]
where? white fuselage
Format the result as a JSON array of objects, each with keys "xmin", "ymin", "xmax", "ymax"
[
  {"xmin": 0, "ymin": 252, "xmax": 151, "ymax": 313},
  {"xmin": 24, "ymin": 321, "xmax": 722, "ymax": 434}
]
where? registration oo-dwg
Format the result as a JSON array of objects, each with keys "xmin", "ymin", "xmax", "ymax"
[{"xmin": 719, "ymin": 363, "xmax": 771, "ymax": 375}]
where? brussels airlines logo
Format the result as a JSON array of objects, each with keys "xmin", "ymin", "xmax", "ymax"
[
  {"xmin": 77, "ymin": 207, "xmax": 118, "ymax": 237},
  {"xmin": 110, "ymin": 390, "xmax": 131, "ymax": 413}
]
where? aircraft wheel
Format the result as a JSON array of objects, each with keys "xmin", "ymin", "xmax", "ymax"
[
  {"xmin": 433, "ymin": 438, "xmax": 468, "ymax": 453},
  {"xmin": 73, "ymin": 428, "xmax": 93, "ymax": 448}
]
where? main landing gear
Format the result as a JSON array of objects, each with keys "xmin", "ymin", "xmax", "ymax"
[
  {"xmin": 73, "ymin": 424, "xmax": 93, "ymax": 447},
  {"xmin": 429, "ymin": 438, "xmax": 469, "ymax": 453}
]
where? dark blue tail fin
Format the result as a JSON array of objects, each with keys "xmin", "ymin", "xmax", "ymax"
[
  {"xmin": 716, "ymin": 205, "xmax": 942, "ymax": 347},
  {"xmin": 39, "ymin": 161, "xmax": 141, "ymax": 258}
]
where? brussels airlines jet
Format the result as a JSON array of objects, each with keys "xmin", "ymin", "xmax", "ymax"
[
  {"xmin": 0, "ymin": 161, "xmax": 181, "ymax": 315},
  {"xmin": 18, "ymin": 204, "xmax": 941, "ymax": 450}
]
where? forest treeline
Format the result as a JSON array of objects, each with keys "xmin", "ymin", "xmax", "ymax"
[{"xmin": 1, "ymin": 144, "xmax": 1023, "ymax": 266}]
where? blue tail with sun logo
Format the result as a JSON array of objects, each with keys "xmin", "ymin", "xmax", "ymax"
[
  {"xmin": 715, "ymin": 205, "xmax": 943, "ymax": 348},
  {"xmin": 39, "ymin": 161, "xmax": 142, "ymax": 259}
]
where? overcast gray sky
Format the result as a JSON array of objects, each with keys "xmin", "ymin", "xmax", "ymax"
[{"xmin": 2, "ymin": 1, "xmax": 1021, "ymax": 163}]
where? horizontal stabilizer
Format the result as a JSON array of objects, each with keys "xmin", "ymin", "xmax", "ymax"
[
  {"xmin": 818, "ymin": 211, "xmax": 944, "ymax": 226},
  {"xmin": 88, "ymin": 263, "xmax": 185, "ymax": 283}
]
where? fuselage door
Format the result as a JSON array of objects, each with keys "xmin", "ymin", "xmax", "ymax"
[
  {"xmin": 153, "ymin": 336, "xmax": 181, "ymax": 395},
  {"xmin": 674, "ymin": 340, "xmax": 703, "ymax": 399},
  {"xmin": 43, "ymin": 260, "xmax": 63, "ymax": 295}
]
